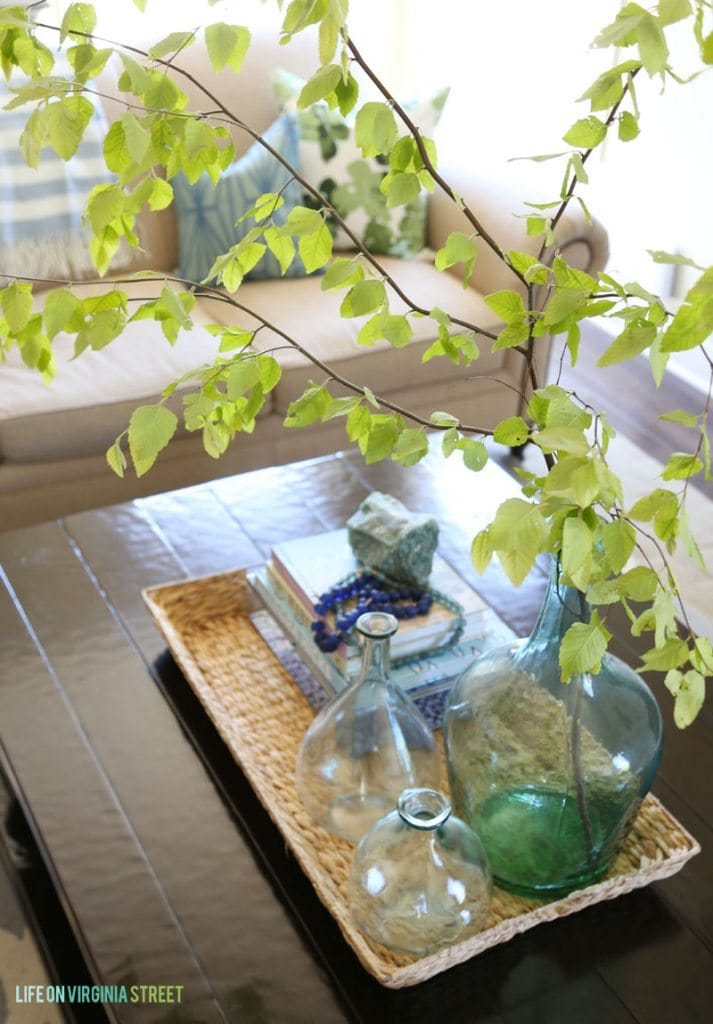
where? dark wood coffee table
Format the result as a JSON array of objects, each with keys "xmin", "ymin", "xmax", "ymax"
[{"xmin": 0, "ymin": 449, "xmax": 711, "ymax": 1023}]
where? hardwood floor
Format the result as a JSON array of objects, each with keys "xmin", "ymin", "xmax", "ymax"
[{"xmin": 556, "ymin": 323, "xmax": 713, "ymax": 501}]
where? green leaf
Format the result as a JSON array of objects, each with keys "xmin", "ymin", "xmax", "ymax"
[
  {"xmin": 298, "ymin": 223, "xmax": 333, "ymax": 273},
  {"xmin": 559, "ymin": 612, "xmax": 611, "ymax": 681},
  {"xmin": 298, "ymin": 63, "xmax": 341, "ymax": 107},
  {"xmin": 19, "ymin": 108, "xmax": 47, "ymax": 169},
  {"xmin": 264, "ymin": 227, "xmax": 296, "ymax": 276},
  {"xmin": 217, "ymin": 327, "xmax": 254, "ymax": 352},
  {"xmin": 662, "ymin": 452, "xmax": 704, "ymax": 480},
  {"xmin": 691, "ymin": 638, "xmax": 713, "ymax": 675},
  {"xmin": 526, "ymin": 216, "xmax": 548, "ymax": 237},
  {"xmin": 471, "ymin": 529, "xmax": 493, "ymax": 574},
  {"xmin": 578, "ymin": 62, "xmax": 639, "ymax": 111},
  {"xmin": 660, "ymin": 268, "xmax": 713, "ymax": 352},
  {"xmin": 509, "ymin": 250, "xmax": 550, "ymax": 285},
  {"xmin": 543, "ymin": 456, "xmax": 601, "ymax": 508},
  {"xmin": 493, "ymin": 322, "xmax": 530, "ymax": 350},
  {"xmin": 702, "ymin": 31, "xmax": 713, "ymax": 65},
  {"xmin": 361, "ymin": 414, "xmax": 401, "ymax": 464},
  {"xmin": 597, "ymin": 321, "xmax": 657, "ymax": 366},
  {"xmin": 128, "ymin": 404, "xmax": 178, "ymax": 477},
  {"xmin": 638, "ymin": 12, "xmax": 669, "ymax": 75},
  {"xmin": 226, "ymin": 359, "xmax": 260, "ymax": 399},
  {"xmin": 659, "ymin": 408, "xmax": 699, "ymax": 428},
  {"xmin": 281, "ymin": 206, "xmax": 324, "ymax": 237},
  {"xmin": 321, "ymin": 396, "xmax": 360, "ymax": 421},
  {"xmin": 380, "ymin": 171, "xmax": 421, "ymax": 208},
  {"xmin": 672, "ymin": 670, "xmax": 706, "ymax": 729},
  {"xmin": 533, "ymin": 426, "xmax": 590, "ymax": 456},
  {"xmin": 442, "ymin": 428, "xmax": 460, "ymax": 458},
  {"xmin": 628, "ymin": 487, "xmax": 678, "ymax": 521},
  {"xmin": 340, "ymin": 280, "xmax": 386, "ymax": 318},
  {"xmin": 659, "ymin": 0, "xmax": 692, "ymax": 27},
  {"xmin": 618, "ymin": 111, "xmax": 640, "ymax": 141},
  {"xmin": 60, "ymin": 3, "xmax": 97, "ymax": 43},
  {"xmin": 144, "ymin": 72, "xmax": 184, "ymax": 112},
  {"xmin": 86, "ymin": 183, "xmax": 125, "ymax": 233},
  {"xmin": 435, "ymin": 232, "xmax": 477, "ymax": 281},
  {"xmin": 319, "ymin": 12, "xmax": 339, "ymax": 64},
  {"xmin": 561, "ymin": 516, "xmax": 594, "ymax": 590},
  {"xmin": 489, "ymin": 498, "xmax": 548, "ymax": 586},
  {"xmin": 484, "ymin": 290, "xmax": 526, "ymax": 325},
  {"xmin": 493, "ymin": 416, "xmax": 529, "ymax": 446},
  {"xmin": 355, "ymin": 102, "xmax": 398, "ymax": 157},
  {"xmin": 148, "ymin": 30, "xmax": 196, "ymax": 60},
  {"xmin": 1, "ymin": 282, "xmax": 33, "ymax": 333},
  {"xmin": 640, "ymin": 637, "xmax": 689, "ymax": 671},
  {"xmin": 322, "ymin": 257, "xmax": 364, "ymax": 291},
  {"xmin": 601, "ymin": 519, "xmax": 636, "ymax": 573},
  {"xmin": 122, "ymin": 113, "xmax": 151, "ymax": 164},
  {"xmin": 46, "ymin": 95, "xmax": 94, "ymax": 160},
  {"xmin": 106, "ymin": 440, "xmax": 127, "ymax": 478},
  {"xmin": 381, "ymin": 314, "xmax": 413, "ymax": 349},
  {"xmin": 461, "ymin": 439, "xmax": 488, "ymax": 472},
  {"xmin": 118, "ymin": 53, "xmax": 151, "ymax": 95},
  {"xmin": 392, "ymin": 428, "xmax": 429, "ymax": 467},
  {"xmin": 543, "ymin": 288, "xmax": 587, "ymax": 328},
  {"xmin": 241, "ymin": 192, "xmax": 284, "ymax": 223},
  {"xmin": 43, "ymin": 288, "xmax": 80, "ymax": 340},
  {"xmin": 430, "ymin": 410, "xmax": 459, "ymax": 428},
  {"xmin": 618, "ymin": 565, "xmax": 659, "ymax": 601},
  {"xmin": 334, "ymin": 70, "xmax": 359, "ymax": 116},
  {"xmin": 284, "ymin": 384, "xmax": 332, "ymax": 427},
  {"xmin": 648, "ymin": 250, "xmax": 703, "ymax": 270},
  {"xmin": 563, "ymin": 115, "xmax": 607, "ymax": 148},
  {"xmin": 204, "ymin": 23, "xmax": 250, "ymax": 73}
]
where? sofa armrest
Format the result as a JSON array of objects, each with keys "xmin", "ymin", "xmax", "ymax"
[{"xmin": 426, "ymin": 165, "xmax": 609, "ymax": 299}]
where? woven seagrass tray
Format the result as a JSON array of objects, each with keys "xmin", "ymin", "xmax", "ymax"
[{"xmin": 143, "ymin": 568, "xmax": 701, "ymax": 990}]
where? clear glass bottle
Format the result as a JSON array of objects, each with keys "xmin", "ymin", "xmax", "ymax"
[
  {"xmin": 296, "ymin": 612, "xmax": 441, "ymax": 843},
  {"xmin": 444, "ymin": 557, "xmax": 664, "ymax": 899},
  {"xmin": 348, "ymin": 787, "xmax": 492, "ymax": 956}
]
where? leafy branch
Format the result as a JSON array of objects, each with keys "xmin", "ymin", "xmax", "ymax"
[{"xmin": 1, "ymin": 0, "xmax": 712, "ymax": 723}]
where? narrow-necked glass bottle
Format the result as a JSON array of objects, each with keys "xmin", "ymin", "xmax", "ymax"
[
  {"xmin": 444, "ymin": 557, "xmax": 664, "ymax": 899},
  {"xmin": 296, "ymin": 612, "xmax": 441, "ymax": 843},
  {"xmin": 348, "ymin": 787, "xmax": 492, "ymax": 956}
]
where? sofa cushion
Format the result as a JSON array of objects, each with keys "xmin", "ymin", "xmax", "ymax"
[
  {"xmin": 197, "ymin": 256, "xmax": 506, "ymax": 414},
  {"xmin": 0, "ymin": 60, "xmax": 128, "ymax": 280},
  {"xmin": 273, "ymin": 69, "xmax": 449, "ymax": 258},
  {"xmin": 0, "ymin": 280, "xmax": 241, "ymax": 464},
  {"xmin": 173, "ymin": 113, "xmax": 311, "ymax": 284}
]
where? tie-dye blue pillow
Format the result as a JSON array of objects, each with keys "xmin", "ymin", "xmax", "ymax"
[{"xmin": 173, "ymin": 113, "xmax": 308, "ymax": 283}]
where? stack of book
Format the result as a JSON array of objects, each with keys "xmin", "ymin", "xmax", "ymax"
[{"xmin": 248, "ymin": 528, "xmax": 515, "ymax": 716}]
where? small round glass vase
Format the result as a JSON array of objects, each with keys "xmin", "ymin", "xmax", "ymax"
[
  {"xmin": 296, "ymin": 612, "xmax": 441, "ymax": 844},
  {"xmin": 348, "ymin": 788, "xmax": 492, "ymax": 957},
  {"xmin": 444, "ymin": 556, "xmax": 664, "ymax": 899}
]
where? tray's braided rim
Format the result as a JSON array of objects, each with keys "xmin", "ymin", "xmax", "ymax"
[{"xmin": 143, "ymin": 568, "xmax": 701, "ymax": 990}]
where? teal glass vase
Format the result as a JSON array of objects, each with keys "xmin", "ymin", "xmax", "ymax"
[
  {"xmin": 296, "ymin": 612, "xmax": 441, "ymax": 843},
  {"xmin": 443, "ymin": 558, "xmax": 664, "ymax": 899}
]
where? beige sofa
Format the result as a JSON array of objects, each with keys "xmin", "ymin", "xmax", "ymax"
[{"xmin": 0, "ymin": 33, "xmax": 608, "ymax": 531}]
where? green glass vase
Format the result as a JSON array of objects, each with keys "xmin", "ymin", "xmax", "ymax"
[{"xmin": 443, "ymin": 558, "xmax": 664, "ymax": 899}]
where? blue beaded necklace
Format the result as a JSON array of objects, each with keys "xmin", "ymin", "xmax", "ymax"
[{"xmin": 310, "ymin": 568, "xmax": 466, "ymax": 665}]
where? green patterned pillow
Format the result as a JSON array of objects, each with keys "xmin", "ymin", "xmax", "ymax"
[{"xmin": 273, "ymin": 70, "xmax": 449, "ymax": 258}]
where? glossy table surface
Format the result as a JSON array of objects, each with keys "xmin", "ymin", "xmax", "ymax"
[{"xmin": 0, "ymin": 448, "xmax": 711, "ymax": 1024}]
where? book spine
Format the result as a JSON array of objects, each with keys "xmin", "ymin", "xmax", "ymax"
[{"xmin": 267, "ymin": 563, "xmax": 352, "ymax": 670}]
